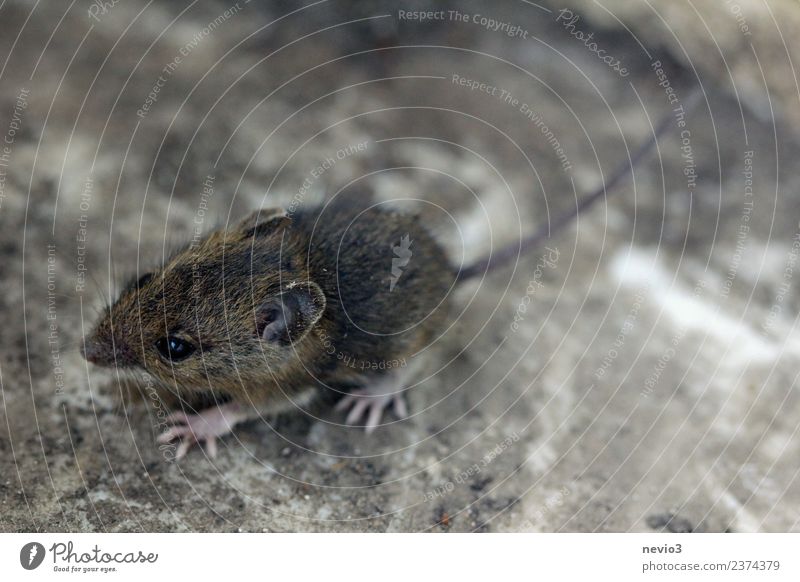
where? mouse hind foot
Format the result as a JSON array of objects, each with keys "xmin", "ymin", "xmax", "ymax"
[
  {"xmin": 334, "ymin": 358, "xmax": 425, "ymax": 433},
  {"xmin": 334, "ymin": 385, "xmax": 409, "ymax": 433}
]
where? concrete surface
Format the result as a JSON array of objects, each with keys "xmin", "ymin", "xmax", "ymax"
[{"xmin": 1, "ymin": 0, "xmax": 799, "ymax": 532}]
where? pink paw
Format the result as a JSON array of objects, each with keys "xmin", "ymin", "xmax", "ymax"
[
  {"xmin": 335, "ymin": 389, "xmax": 408, "ymax": 433},
  {"xmin": 157, "ymin": 404, "xmax": 243, "ymax": 459}
]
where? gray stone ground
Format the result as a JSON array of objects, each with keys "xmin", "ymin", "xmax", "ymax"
[{"xmin": 1, "ymin": 0, "xmax": 800, "ymax": 532}]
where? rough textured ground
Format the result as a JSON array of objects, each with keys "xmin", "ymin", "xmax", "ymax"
[{"xmin": 1, "ymin": 0, "xmax": 800, "ymax": 532}]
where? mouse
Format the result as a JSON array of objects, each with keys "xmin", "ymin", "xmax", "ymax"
[
  {"xmin": 80, "ymin": 100, "xmax": 682, "ymax": 459},
  {"xmin": 82, "ymin": 197, "xmax": 482, "ymax": 458}
]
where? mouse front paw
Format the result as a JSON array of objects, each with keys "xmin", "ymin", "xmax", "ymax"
[{"xmin": 157, "ymin": 403, "xmax": 245, "ymax": 459}]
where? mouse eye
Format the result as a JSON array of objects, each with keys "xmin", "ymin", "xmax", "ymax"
[{"xmin": 155, "ymin": 336, "xmax": 196, "ymax": 362}]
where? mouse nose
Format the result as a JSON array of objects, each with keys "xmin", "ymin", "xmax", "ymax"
[
  {"xmin": 81, "ymin": 341, "xmax": 103, "ymax": 364},
  {"xmin": 82, "ymin": 315, "xmax": 141, "ymax": 367},
  {"xmin": 82, "ymin": 336, "xmax": 138, "ymax": 368}
]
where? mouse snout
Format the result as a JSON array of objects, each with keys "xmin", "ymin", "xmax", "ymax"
[
  {"xmin": 80, "ymin": 341, "xmax": 105, "ymax": 365},
  {"xmin": 81, "ymin": 335, "xmax": 138, "ymax": 368}
]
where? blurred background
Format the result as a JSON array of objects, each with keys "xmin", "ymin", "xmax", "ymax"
[{"xmin": 1, "ymin": 0, "xmax": 800, "ymax": 532}]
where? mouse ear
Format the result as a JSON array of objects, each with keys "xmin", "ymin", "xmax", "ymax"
[
  {"xmin": 235, "ymin": 207, "xmax": 291, "ymax": 239},
  {"xmin": 255, "ymin": 281, "xmax": 326, "ymax": 346}
]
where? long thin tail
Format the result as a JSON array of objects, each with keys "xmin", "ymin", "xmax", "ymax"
[{"xmin": 456, "ymin": 89, "xmax": 702, "ymax": 282}]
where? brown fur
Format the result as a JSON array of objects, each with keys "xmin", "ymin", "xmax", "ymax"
[{"xmin": 83, "ymin": 199, "xmax": 455, "ymax": 412}]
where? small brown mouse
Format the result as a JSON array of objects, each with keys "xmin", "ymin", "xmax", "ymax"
[
  {"xmin": 81, "ymin": 106, "xmax": 679, "ymax": 458},
  {"xmin": 82, "ymin": 198, "xmax": 481, "ymax": 458}
]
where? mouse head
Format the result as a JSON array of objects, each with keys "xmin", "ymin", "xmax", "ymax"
[{"xmin": 81, "ymin": 208, "xmax": 326, "ymax": 395}]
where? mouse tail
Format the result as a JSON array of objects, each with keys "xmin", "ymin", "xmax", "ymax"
[{"xmin": 455, "ymin": 88, "xmax": 702, "ymax": 283}]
